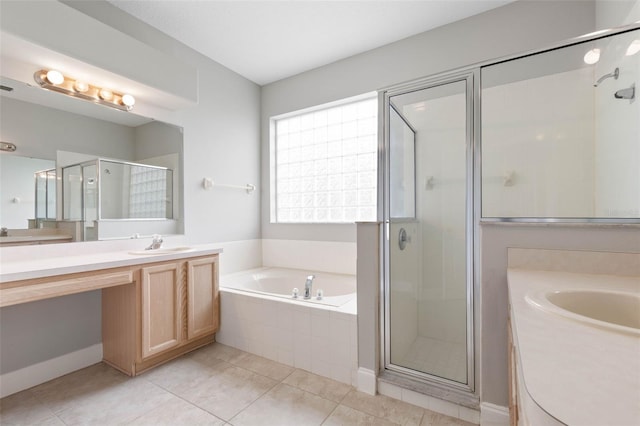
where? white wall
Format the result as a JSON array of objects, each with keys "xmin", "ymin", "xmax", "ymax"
[
  {"xmin": 0, "ymin": 97, "xmax": 136, "ymax": 162},
  {"xmin": 0, "ymin": 155, "xmax": 54, "ymax": 228}
]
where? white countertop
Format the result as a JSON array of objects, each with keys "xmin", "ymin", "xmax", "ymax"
[
  {"xmin": 0, "ymin": 244, "xmax": 223, "ymax": 283},
  {"xmin": 0, "ymin": 235, "xmax": 73, "ymax": 244},
  {"xmin": 508, "ymin": 269, "xmax": 640, "ymax": 426}
]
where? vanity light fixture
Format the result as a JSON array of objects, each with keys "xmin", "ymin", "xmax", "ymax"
[
  {"xmin": 45, "ymin": 69, "xmax": 64, "ymax": 85},
  {"xmin": 99, "ymin": 88, "xmax": 114, "ymax": 101},
  {"xmin": 73, "ymin": 80, "xmax": 89, "ymax": 93},
  {"xmin": 121, "ymin": 94, "xmax": 136, "ymax": 108},
  {"xmin": 33, "ymin": 69, "xmax": 135, "ymax": 112}
]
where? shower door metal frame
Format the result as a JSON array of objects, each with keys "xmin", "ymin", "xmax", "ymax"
[{"xmin": 381, "ymin": 69, "xmax": 479, "ymax": 394}]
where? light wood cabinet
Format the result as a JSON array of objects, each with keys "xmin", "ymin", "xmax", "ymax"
[
  {"xmin": 103, "ymin": 254, "xmax": 219, "ymax": 376},
  {"xmin": 141, "ymin": 262, "xmax": 183, "ymax": 359},
  {"xmin": 186, "ymin": 257, "xmax": 219, "ymax": 340}
]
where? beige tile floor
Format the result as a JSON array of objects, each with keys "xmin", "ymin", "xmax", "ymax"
[{"xmin": 0, "ymin": 343, "xmax": 476, "ymax": 426}]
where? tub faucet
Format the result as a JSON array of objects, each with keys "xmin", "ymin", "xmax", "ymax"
[
  {"xmin": 145, "ymin": 234, "xmax": 163, "ymax": 250},
  {"xmin": 304, "ymin": 275, "xmax": 315, "ymax": 299}
]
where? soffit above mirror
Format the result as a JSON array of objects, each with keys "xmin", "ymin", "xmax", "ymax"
[{"xmin": 0, "ymin": 0, "xmax": 198, "ymax": 114}]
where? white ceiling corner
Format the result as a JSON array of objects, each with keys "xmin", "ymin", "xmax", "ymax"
[{"xmin": 106, "ymin": 0, "xmax": 516, "ymax": 85}]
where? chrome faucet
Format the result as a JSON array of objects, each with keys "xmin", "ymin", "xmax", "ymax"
[
  {"xmin": 303, "ymin": 275, "xmax": 315, "ymax": 299},
  {"xmin": 145, "ymin": 234, "xmax": 163, "ymax": 250}
]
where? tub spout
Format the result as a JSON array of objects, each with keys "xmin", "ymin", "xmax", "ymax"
[{"xmin": 304, "ymin": 275, "xmax": 315, "ymax": 299}]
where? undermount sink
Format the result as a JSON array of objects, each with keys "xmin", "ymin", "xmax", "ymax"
[
  {"xmin": 526, "ymin": 289, "xmax": 640, "ymax": 335},
  {"xmin": 128, "ymin": 247, "xmax": 194, "ymax": 255}
]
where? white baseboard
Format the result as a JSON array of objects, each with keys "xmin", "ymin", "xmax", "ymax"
[
  {"xmin": 357, "ymin": 367, "xmax": 377, "ymax": 395},
  {"xmin": 0, "ymin": 344, "xmax": 103, "ymax": 398},
  {"xmin": 481, "ymin": 402, "xmax": 509, "ymax": 425}
]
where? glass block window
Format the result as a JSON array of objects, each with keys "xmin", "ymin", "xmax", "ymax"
[
  {"xmin": 128, "ymin": 166, "xmax": 172, "ymax": 219},
  {"xmin": 272, "ymin": 96, "xmax": 377, "ymax": 223}
]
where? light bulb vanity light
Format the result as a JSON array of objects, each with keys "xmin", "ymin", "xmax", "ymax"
[{"xmin": 33, "ymin": 69, "xmax": 136, "ymax": 112}]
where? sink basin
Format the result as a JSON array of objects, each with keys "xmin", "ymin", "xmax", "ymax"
[
  {"xmin": 526, "ymin": 289, "xmax": 640, "ymax": 335},
  {"xmin": 128, "ymin": 247, "xmax": 194, "ymax": 255}
]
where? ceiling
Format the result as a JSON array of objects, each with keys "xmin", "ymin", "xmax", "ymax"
[{"xmin": 107, "ymin": 0, "xmax": 516, "ymax": 85}]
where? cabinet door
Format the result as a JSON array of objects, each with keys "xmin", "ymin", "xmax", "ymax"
[
  {"xmin": 141, "ymin": 262, "xmax": 183, "ymax": 359},
  {"xmin": 187, "ymin": 256, "xmax": 219, "ymax": 340}
]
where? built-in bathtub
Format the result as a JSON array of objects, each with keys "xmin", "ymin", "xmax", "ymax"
[
  {"xmin": 221, "ymin": 267, "xmax": 356, "ymax": 307},
  {"xmin": 217, "ymin": 267, "xmax": 358, "ymax": 386}
]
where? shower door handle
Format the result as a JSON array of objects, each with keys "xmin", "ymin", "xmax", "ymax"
[{"xmin": 398, "ymin": 228, "xmax": 410, "ymax": 250}]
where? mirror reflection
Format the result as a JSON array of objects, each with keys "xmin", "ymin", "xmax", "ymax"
[
  {"xmin": 481, "ymin": 28, "xmax": 639, "ymax": 219},
  {"xmin": 0, "ymin": 77, "xmax": 184, "ymax": 246}
]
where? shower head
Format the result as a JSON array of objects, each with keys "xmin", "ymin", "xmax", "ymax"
[{"xmin": 594, "ymin": 67, "xmax": 619, "ymax": 87}]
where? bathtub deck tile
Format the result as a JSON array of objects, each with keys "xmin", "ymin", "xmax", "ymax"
[
  {"xmin": 311, "ymin": 309, "xmax": 332, "ymax": 338},
  {"xmin": 294, "ymin": 334, "xmax": 313, "ymax": 371},
  {"xmin": 276, "ymin": 304, "xmax": 295, "ymax": 331},
  {"xmin": 292, "ymin": 307, "xmax": 312, "ymax": 335}
]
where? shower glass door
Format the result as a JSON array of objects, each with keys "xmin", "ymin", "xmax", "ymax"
[{"xmin": 384, "ymin": 74, "xmax": 474, "ymax": 388}]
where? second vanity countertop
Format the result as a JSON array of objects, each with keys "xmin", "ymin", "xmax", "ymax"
[
  {"xmin": 0, "ymin": 243, "xmax": 223, "ymax": 283},
  {"xmin": 508, "ymin": 269, "xmax": 640, "ymax": 425}
]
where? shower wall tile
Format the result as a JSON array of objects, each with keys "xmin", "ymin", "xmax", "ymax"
[
  {"xmin": 508, "ymin": 247, "xmax": 640, "ymax": 276},
  {"xmin": 482, "ymin": 68, "xmax": 595, "ymax": 218},
  {"xmin": 262, "ymin": 239, "xmax": 356, "ymax": 275}
]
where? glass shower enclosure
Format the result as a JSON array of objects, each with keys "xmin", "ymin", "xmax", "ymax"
[
  {"xmin": 383, "ymin": 73, "xmax": 475, "ymax": 391},
  {"xmin": 62, "ymin": 158, "xmax": 174, "ymax": 241},
  {"xmin": 381, "ymin": 24, "xmax": 639, "ymax": 399}
]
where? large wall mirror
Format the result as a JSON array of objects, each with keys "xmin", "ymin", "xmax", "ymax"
[
  {"xmin": 481, "ymin": 27, "xmax": 639, "ymax": 221},
  {"xmin": 0, "ymin": 76, "xmax": 184, "ymax": 245}
]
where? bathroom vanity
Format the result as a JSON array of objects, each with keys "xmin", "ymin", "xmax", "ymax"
[
  {"xmin": 507, "ymin": 249, "xmax": 640, "ymax": 426},
  {"xmin": 0, "ymin": 245, "xmax": 221, "ymax": 377}
]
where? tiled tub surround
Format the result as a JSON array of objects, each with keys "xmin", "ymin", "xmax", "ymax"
[
  {"xmin": 217, "ymin": 269, "xmax": 358, "ymax": 387},
  {"xmin": 507, "ymin": 249, "xmax": 640, "ymax": 425}
]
